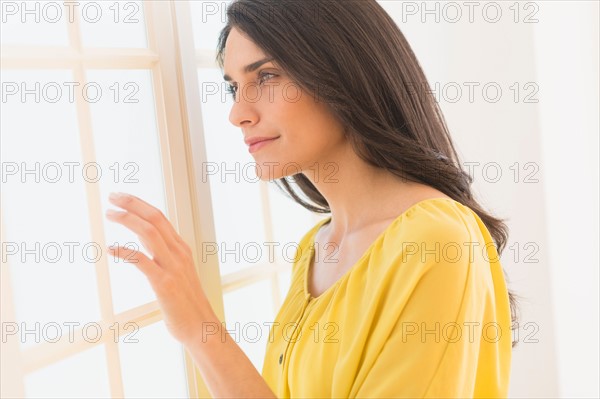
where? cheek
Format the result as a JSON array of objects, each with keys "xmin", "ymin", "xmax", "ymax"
[
  {"xmin": 258, "ymin": 86, "xmax": 345, "ymax": 170},
  {"xmin": 280, "ymin": 115, "xmax": 345, "ymax": 173},
  {"xmin": 274, "ymin": 90, "xmax": 339, "ymax": 144},
  {"xmin": 280, "ymin": 107, "xmax": 327, "ymax": 152}
]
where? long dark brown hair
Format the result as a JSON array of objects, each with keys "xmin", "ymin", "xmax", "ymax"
[{"xmin": 216, "ymin": 0, "xmax": 519, "ymax": 347}]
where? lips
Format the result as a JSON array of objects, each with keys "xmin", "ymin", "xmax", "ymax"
[
  {"xmin": 244, "ymin": 136, "xmax": 280, "ymax": 146},
  {"xmin": 246, "ymin": 136, "xmax": 280, "ymax": 154}
]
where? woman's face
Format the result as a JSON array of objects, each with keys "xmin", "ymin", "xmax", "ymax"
[{"xmin": 223, "ymin": 27, "xmax": 347, "ymax": 181}]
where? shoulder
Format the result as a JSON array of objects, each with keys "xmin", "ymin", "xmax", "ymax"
[
  {"xmin": 361, "ymin": 198, "xmax": 490, "ymax": 311},
  {"xmin": 371, "ymin": 197, "xmax": 496, "ymax": 288},
  {"xmin": 382, "ymin": 198, "xmax": 476, "ymax": 251},
  {"xmin": 369, "ymin": 198, "xmax": 503, "ymax": 301}
]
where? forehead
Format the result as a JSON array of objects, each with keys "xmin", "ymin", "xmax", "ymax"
[{"xmin": 223, "ymin": 28, "xmax": 267, "ymax": 68}]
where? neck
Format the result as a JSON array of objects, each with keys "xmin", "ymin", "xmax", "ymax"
[{"xmin": 303, "ymin": 141, "xmax": 430, "ymax": 239}]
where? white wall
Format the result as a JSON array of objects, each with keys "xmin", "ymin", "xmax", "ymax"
[
  {"xmin": 533, "ymin": 1, "xmax": 599, "ymax": 397},
  {"xmin": 379, "ymin": 1, "xmax": 598, "ymax": 397}
]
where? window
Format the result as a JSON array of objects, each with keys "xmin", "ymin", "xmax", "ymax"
[{"xmin": 1, "ymin": 1, "xmax": 324, "ymax": 396}]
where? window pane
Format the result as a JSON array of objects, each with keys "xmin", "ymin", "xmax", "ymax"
[
  {"xmin": 1, "ymin": 69, "xmax": 101, "ymax": 348},
  {"xmin": 119, "ymin": 321, "xmax": 188, "ymax": 398},
  {"xmin": 23, "ymin": 344, "xmax": 110, "ymax": 398},
  {"xmin": 198, "ymin": 67, "xmax": 268, "ymax": 275},
  {"xmin": 85, "ymin": 69, "xmax": 166, "ymax": 314},
  {"xmin": 223, "ymin": 279, "xmax": 275, "ymax": 372},
  {"xmin": 190, "ymin": 0, "xmax": 231, "ymax": 50},
  {"xmin": 0, "ymin": 0, "xmax": 69, "ymax": 46},
  {"xmin": 79, "ymin": 0, "xmax": 147, "ymax": 48}
]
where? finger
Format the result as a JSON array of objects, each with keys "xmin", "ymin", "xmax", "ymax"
[
  {"xmin": 107, "ymin": 244, "xmax": 161, "ymax": 283},
  {"xmin": 105, "ymin": 209, "xmax": 172, "ymax": 267},
  {"xmin": 108, "ymin": 192, "xmax": 187, "ymax": 252}
]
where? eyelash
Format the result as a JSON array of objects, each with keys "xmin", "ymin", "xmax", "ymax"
[{"xmin": 226, "ymin": 72, "xmax": 277, "ymax": 99}]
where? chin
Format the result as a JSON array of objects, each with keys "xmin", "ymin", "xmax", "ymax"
[
  {"xmin": 251, "ymin": 161, "xmax": 282, "ymax": 182},
  {"xmin": 252, "ymin": 159, "xmax": 300, "ymax": 182}
]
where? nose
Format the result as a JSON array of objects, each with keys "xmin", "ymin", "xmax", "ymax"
[{"xmin": 228, "ymin": 86, "xmax": 260, "ymax": 128}]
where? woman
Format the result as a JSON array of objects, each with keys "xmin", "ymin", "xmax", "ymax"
[{"xmin": 106, "ymin": 0, "xmax": 518, "ymax": 397}]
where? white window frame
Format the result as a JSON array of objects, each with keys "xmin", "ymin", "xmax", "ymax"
[{"xmin": 0, "ymin": 1, "xmax": 223, "ymax": 397}]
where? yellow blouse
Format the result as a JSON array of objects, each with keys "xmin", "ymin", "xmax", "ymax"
[{"xmin": 262, "ymin": 198, "xmax": 512, "ymax": 398}]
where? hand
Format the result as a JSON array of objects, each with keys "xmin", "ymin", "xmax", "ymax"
[{"xmin": 105, "ymin": 192, "xmax": 213, "ymax": 345}]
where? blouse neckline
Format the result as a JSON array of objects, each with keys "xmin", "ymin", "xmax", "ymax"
[{"xmin": 302, "ymin": 197, "xmax": 458, "ymax": 301}]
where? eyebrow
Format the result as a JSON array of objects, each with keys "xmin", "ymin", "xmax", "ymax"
[{"xmin": 223, "ymin": 57, "xmax": 275, "ymax": 82}]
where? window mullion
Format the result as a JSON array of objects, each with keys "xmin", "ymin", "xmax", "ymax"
[
  {"xmin": 165, "ymin": 1, "xmax": 233, "ymax": 396},
  {"xmin": 163, "ymin": 0, "xmax": 226, "ymax": 314},
  {"xmin": 65, "ymin": 5, "xmax": 125, "ymax": 398},
  {"xmin": 0, "ymin": 46, "xmax": 159, "ymax": 69}
]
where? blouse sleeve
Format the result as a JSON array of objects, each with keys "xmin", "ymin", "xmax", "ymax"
[{"xmin": 352, "ymin": 220, "xmax": 510, "ymax": 398}]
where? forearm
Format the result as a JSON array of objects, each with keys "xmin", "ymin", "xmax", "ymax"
[{"xmin": 184, "ymin": 305, "xmax": 277, "ymax": 398}]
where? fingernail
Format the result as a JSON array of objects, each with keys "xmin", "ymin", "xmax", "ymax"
[
  {"xmin": 106, "ymin": 209, "xmax": 121, "ymax": 217},
  {"xmin": 109, "ymin": 192, "xmax": 129, "ymax": 201}
]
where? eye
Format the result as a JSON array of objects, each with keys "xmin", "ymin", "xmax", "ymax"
[
  {"xmin": 258, "ymin": 72, "xmax": 277, "ymax": 85},
  {"xmin": 225, "ymin": 72, "xmax": 278, "ymax": 100},
  {"xmin": 225, "ymin": 83, "xmax": 238, "ymax": 98}
]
